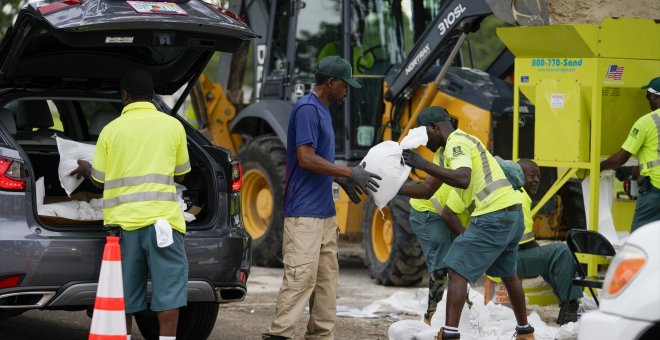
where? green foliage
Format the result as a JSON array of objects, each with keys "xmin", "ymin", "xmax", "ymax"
[
  {"xmin": 1, "ymin": 0, "xmax": 26, "ymax": 38},
  {"xmin": 461, "ymin": 15, "xmax": 512, "ymax": 71}
]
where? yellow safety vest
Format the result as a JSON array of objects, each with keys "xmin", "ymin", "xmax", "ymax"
[
  {"xmin": 621, "ymin": 108, "xmax": 660, "ymax": 188},
  {"xmin": 410, "ymin": 152, "xmax": 442, "ymax": 213},
  {"xmin": 409, "ymin": 152, "xmax": 471, "ymax": 227},
  {"xmin": 443, "ymin": 129, "xmax": 520, "ymax": 216},
  {"xmin": 518, "ymin": 188, "xmax": 535, "ymax": 245},
  {"xmin": 91, "ymin": 102, "xmax": 191, "ymax": 233}
]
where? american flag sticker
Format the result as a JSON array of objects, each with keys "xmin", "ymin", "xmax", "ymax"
[{"xmin": 606, "ymin": 64, "xmax": 624, "ymax": 80}]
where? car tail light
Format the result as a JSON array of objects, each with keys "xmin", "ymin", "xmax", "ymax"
[
  {"xmin": 0, "ymin": 157, "xmax": 25, "ymax": 191},
  {"xmin": 206, "ymin": 3, "xmax": 248, "ymax": 24},
  {"xmin": 37, "ymin": 0, "xmax": 82, "ymax": 15},
  {"xmin": 0, "ymin": 275, "xmax": 22, "ymax": 289},
  {"xmin": 603, "ymin": 244, "xmax": 646, "ymax": 298},
  {"xmin": 231, "ymin": 161, "xmax": 242, "ymax": 192},
  {"xmin": 238, "ymin": 271, "xmax": 248, "ymax": 283}
]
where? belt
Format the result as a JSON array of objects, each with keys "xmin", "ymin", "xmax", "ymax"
[{"xmin": 501, "ymin": 204, "xmax": 522, "ymax": 212}]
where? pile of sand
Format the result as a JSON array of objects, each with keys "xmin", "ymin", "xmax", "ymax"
[{"xmin": 548, "ymin": 0, "xmax": 660, "ymax": 24}]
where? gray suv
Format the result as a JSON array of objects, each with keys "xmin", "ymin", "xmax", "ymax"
[{"xmin": 0, "ymin": 1, "xmax": 255, "ymax": 339}]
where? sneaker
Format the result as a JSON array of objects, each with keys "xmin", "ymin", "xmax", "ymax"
[
  {"xmin": 557, "ymin": 300, "xmax": 579, "ymax": 324},
  {"xmin": 436, "ymin": 327, "xmax": 460, "ymax": 340},
  {"xmin": 514, "ymin": 325, "xmax": 535, "ymax": 339}
]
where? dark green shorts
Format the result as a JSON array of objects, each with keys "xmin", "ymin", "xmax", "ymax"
[
  {"xmin": 120, "ymin": 225, "xmax": 188, "ymax": 313},
  {"xmin": 631, "ymin": 185, "xmax": 660, "ymax": 232},
  {"xmin": 443, "ymin": 208, "xmax": 524, "ymax": 282},
  {"xmin": 409, "ymin": 208, "xmax": 456, "ymax": 272}
]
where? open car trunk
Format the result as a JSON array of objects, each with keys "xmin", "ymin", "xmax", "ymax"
[
  {"xmin": 24, "ymin": 140, "xmax": 214, "ymax": 229},
  {"xmin": 1, "ymin": 97, "xmax": 216, "ymax": 230}
]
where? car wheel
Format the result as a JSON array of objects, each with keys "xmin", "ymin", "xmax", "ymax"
[
  {"xmin": 238, "ymin": 134, "xmax": 286, "ymax": 267},
  {"xmin": 362, "ymin": 194, "xmax": 425, "ymax": 286},
  {"xmin": 134, "ymin": 302, "xmax": 219, "ymax": 340}
]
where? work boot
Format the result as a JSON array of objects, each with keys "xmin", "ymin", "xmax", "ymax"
[
  {"xmin": 262, "ymin": 335, "xmax": 288, "ymax": 340},
  {"xmin": 557, "ymin": 300, "xmax": 579, "ymax": 324},
  {"xmin": 513, "ymin": 325, "xmax": 535, "ymax": 339},
  {"xmin": 423, "ymin": 311, "xmax": 434, "ymax": 325},
  {"xmin": 436, "ymin": 327, "xmax": 460, "ymax": 339}
]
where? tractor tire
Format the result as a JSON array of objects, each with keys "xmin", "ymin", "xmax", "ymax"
[
  {"xmin": 362, "ymin": 195, "xmax": 425, "ymax": 286},
  {"xmin": 238, "ymin": 135, "xmax": 286, "ymax": 267},
  {"xmin": 134, "ymin": 302, "xmax": 219, "ymax": 340}
]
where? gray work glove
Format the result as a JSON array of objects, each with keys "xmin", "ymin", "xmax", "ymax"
[
  {"xmin": 402, "ymin": 149, "xmax": 428, "ymax": 170},
  {"xmin": 335, "ymin": 177, "xmax": 364, "ymax": 204},
  {"xmin": 350, "ymin": 162, "xmax": 382, "ymax": 193}
]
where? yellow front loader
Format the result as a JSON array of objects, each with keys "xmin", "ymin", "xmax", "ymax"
[{"xmin": 189, "ymin": 0, "xmax": 561, "ymax": 286}]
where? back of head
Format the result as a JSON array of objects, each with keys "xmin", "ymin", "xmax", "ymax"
[{"xmin": 120, "ymin": 69, "xmax": 154, "ymax": 101}]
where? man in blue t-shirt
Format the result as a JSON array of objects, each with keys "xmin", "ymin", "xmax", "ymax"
[{"xmin": 263, "ymin": 56, "xmax": 381, "ymax": 340}]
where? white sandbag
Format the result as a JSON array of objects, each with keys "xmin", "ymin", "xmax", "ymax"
[
  {"xmin": 361, "ymin": 127, "xmax": 428, "ymax": 210},
  {"xmin": 38, "ymin": 200, "xmax": 84, "ymax": 219},
  {"xmin": 36, "ymin": 176, "xmax": 45, "ymax": 207},
  {"xmin": 56, "ymin": 137, "xmax": 95, "ymax": 196}
]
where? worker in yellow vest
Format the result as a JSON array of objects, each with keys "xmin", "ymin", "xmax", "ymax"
[
  {"xmin": 601, "ymin": 76, "xmax": 660, "ymax": 232},
  {"xmin": 515, "ymin": 160, "xmax": 583, "ymax": 324},
  {"xmin": 402, "ymin": 106, "xmax": 534, "ymax": 340},
  {"xmin": 445, "ymin": 159, "xmax": 584, "ymax": 325},
  {"xmin": 71, "ymin": 69, "xmax": 191, "ymax": 338},
  {"xmin": 399, "ymin": 146, "xmax": 470, "ymax": 326}
]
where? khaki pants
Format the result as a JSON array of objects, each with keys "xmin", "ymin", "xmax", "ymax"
[{"xmin": 266, "ymin": 216, "xmax": 339, "ymax": 339}]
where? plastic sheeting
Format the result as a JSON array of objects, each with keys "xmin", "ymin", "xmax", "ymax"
[
  {"xmin": 581, "ymin": 172, "xmax": 629, "ymax": 246},
  {"xmin": 337, "ymin": 288, "xmax": 579, "ymax": 340}
]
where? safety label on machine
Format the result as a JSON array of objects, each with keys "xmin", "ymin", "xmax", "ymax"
[
  {"xmin": 531, "ymin": 58, "xmax": 583, "ymax": 73},
  {"xmin": 550, "ymin": 94, "xmax": 565, "ymax": 108}
]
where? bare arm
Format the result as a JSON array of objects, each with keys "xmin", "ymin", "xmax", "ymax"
[
  {"xmin": 297, "ymin": 144, "xmax": 352, "ymax": 178},
  {"xmin": 174, "ymin": 174, "xmax": 185, "ymax": 183},
  {"xmin": 422, "ymin": 163, "xmax": 471, "ymax": 189},
  {"xmin": 399, "ymin": 175, "xmax": 442, "ymax": 199},
  {"xmin": 441, "ymin": 206, "xmax": 465, "ymax": 236},
  {"xmin": 70, "ymin": 160, "xmax": 104, "ymax": 189},
  {"xmin": 600, "ymin": 149, "xmax": 632, "ymax": 171}
]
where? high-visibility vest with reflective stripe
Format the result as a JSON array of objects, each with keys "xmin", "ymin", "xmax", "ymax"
[
  {"xmin": 518, "ymin": 188, "xmax": 535, "ymax": 245},
  {"xmin": 91, "ymin": 102, "xmax": 191, "ymax": 233},
  {"xmin": 621, "ymin": 109, "xmax": 660, "ymax": 188},
  {"xmin": 410, "ymin": 152, "xmax": 442, "ymax": 213},
  {"xmin": 443, "ymin": 129, "xmax": 520, "ymax": 216}
]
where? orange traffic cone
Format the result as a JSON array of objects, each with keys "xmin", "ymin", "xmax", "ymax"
[{"xmin": 89, "ymin": 236, "xmax": 127, "ymax": 340}]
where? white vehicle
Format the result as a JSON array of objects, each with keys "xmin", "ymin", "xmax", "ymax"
[{"xmin": 578, "ymin": 221, "xmax": 660, "ymax": 340}]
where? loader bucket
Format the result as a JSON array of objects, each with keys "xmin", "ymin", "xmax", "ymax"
[{"xmin": 485, "ymin": 0, "xmax": 549, "ymax": 26}]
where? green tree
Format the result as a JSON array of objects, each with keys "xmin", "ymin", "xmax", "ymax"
[{"xmin": 1, "ymin": 0, "xmax": 26, "ymax": 38}]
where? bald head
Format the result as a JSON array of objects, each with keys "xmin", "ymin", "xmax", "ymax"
[{"xmin": 518, "ymin": 159, "xmax": 540, "ymax": 194}]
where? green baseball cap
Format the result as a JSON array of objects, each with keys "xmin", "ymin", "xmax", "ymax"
[
  {"xmin": 641, "ymin": 76, "xmax": 660, "ymax": 94},
  {"xmin": 317, "ymin": 56, "xmax": 362, "ymax": 88},
  {"xmin": 417, "ymin": 106, "xmax": 451, "ymax": 127}
]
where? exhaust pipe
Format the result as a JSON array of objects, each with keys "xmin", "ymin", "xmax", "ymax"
[
  {"xmin": 217, "ymin": 287, "xmax": 246, "ymax": 303},
  {"xmin": 0, "ymin": 291, "xmax": 56, "ymax": 309}
]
